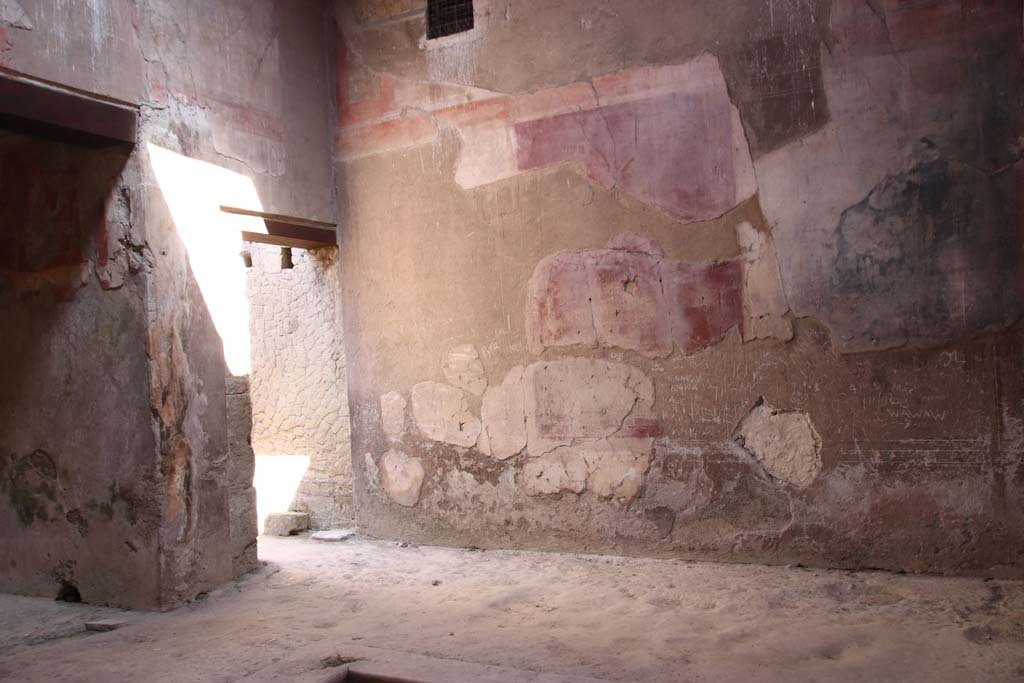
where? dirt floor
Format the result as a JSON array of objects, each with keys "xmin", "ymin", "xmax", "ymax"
[{"xmin": 0, "ymin": 534, "xmax": 1022, "ymax": 682}]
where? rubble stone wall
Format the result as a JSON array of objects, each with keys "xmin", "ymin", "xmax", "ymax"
[{"xmin": 247, "ymin": 243, "xmax": 352, "ymax": 527}]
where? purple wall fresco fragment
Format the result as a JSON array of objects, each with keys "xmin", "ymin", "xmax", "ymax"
[{"xmin": 527, "ymin": 234, "xmax": 761, "ymax": 358}]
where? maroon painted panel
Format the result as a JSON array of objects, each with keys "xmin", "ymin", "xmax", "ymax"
[
  {"xmin": 660, "ymin": 260, "xmax": 743, "ymax": 355},
  {"xmin": 526, "ymin": 252, "xmax": 598, "ymax": 354},
  {"xmin": 527, "ymin": 238, "xmax": 745, "ymax": 357},
  {"xmin": 515, "ymin": 92, "xmax": 737, "ymax": 221},
  {"xmin": 587, "ymin": 249, "xmax": 673, "ymax": 358}
]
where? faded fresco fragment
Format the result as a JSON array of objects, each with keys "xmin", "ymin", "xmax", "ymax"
[
  {"xmin": 337, "ymin": 52, "xmax": 756, "ymax": 221},
  {"xmin": 526, "ymin": 233, "xmax": 791, "ymax": 357},
  {"xmin": 335, "ymin": 0, "xmax": 1024, "ymax": 579}
]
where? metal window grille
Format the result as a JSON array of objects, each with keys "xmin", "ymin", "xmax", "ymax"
[{"xmin": 427, "ymin": 0, "xmax": 473, "ymax": 39}]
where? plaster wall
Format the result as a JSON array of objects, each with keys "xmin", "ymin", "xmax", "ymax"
[
  {"xmin": 0, "ymin": 0, "xmax": 336, "ymax": 607},
  {"xmin": 335, "ymin": 0, "xmax": 1024, "ymax": 576},
  {"xmin": 0, "ymin": 134, "xmax": 160, "ymax": 608}
]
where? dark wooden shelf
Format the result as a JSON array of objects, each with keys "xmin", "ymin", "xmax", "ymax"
[
  {"xmin": 220, "ymin": 205, "xmax": 337, "ymax": 249},
  {"xmin": 0, "ymin": 70, "xmax": 137, "ymax": 146}
]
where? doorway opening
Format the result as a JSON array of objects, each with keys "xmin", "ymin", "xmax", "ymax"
[{"xmin": 244, "ymin": 241, "xmax": 352, "ymax": 537}]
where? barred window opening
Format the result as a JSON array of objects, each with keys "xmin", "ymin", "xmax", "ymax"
[{"xmin": 427, "ymin": 0, "xmax": 473, "ymax": 39}]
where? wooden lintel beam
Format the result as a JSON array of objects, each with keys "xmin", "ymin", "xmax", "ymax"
[
  {"xmin": 219, "ymin": 205, "xmax": 336, "ymax": 230},
  {"xmin": 241, "ymin": 231, "xmax": 335, "ymax": 251},
  {"xmin": 223, "ymin": 205, "xmax": 337, "ymax": 250},
  {"xmin": 0, "ymin": 71, "xmax": 138, "ymax": 146}
]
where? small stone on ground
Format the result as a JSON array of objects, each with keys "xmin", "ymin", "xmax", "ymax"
[
  {"xmin": 85, "ymin": 619, "xmax": 128, "ymax": 632},
  {"xmin": 264, "ymin": 512, "xmax": 310, "ymax": 536},
  {"xmin": 311, "ymin": 529, "xmax": 356, "ymax": 542}
]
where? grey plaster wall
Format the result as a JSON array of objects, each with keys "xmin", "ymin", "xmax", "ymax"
[
  {"xmin": 226, "ymin": 374, "xmax": 258, "ymax": 577},
  {"xmin": 0, "ymin": 0, "xmax": 337, "ymax": 608},
  {"xmin": 0, "ymin": 134, "xmax": 160, "ymax": 608}
]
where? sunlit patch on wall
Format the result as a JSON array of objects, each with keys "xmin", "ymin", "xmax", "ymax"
[{"xmin": 147, "ymin": 143, "xmax": 266, "ymax": 375}]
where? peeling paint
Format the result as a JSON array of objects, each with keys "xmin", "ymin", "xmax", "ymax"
[{"xmin": 521, "ymin": 441, "xmax": 651, "ymax": 502}]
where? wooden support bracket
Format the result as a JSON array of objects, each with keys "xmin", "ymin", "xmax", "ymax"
[{"xmin": 220, "ymin": 205, "xmax": 337, "ymax": 250}]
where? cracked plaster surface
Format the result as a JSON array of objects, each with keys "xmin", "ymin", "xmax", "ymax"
[{"xmin": 411, "ymin": 381, "xmax": 482, "ymax": 448}]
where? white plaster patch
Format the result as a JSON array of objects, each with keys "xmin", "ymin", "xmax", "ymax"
[
  {"xmin": 583, "ymin": 446, "xmax": 651, "ymax": 501},
  {"xmin": 520, "ymin": 440, "xmax": 652, "ymax": 501},
  {"xmin": 380, "ymin": 391, "xmax": 407, "ymax": 441},
  {"xmin": 424, "ymin": 467, "xmax": 518, "ymax": 519},
  {"xmin": 424, "ymin": 23, "xmax": 482, "ymax": 85},
  {"xmin": 442, "ymin": 343, "xmax": 487, "ymax": 396},
  {"xmin": 523, "ymin": 358, "xmax": 655, "ymax": 457},
  {"xmin": 454, "ymin": 122, "xmax": 519, "ymax": 189},
  {"xmin": 379, "ymin": 450, "xmax": 425, "ymax": 507},
  {"xmin": 411, "ymin": 381, "xmax": 482, "ymax": 447},
  {"xmin": 479, "ymin": 366, "xmax": 527, "ymax": 460},
  {"xmin": 521, "ymin": 448, "xmax": 588, "ymax": 496},
  {"xmin": 736, "ymin": 221, "xmax": 793, "ymax": 343},
  {"xmin": 734, "ymin": 401, "xmax": 822, "ymax": 489}
]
